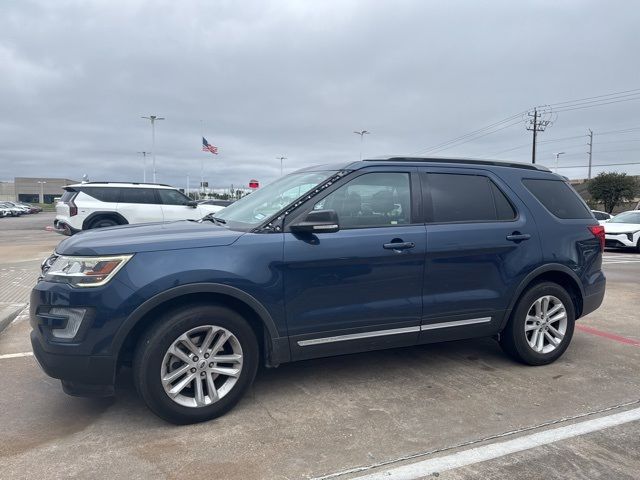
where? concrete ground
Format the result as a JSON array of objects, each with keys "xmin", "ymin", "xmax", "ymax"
[{"xmin": 0, "ymin": 215, "xmax": 638, "ymax": 480}]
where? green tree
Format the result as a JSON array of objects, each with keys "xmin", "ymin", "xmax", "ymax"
[{"xmin": 587, "ymin": 172, "xmax": 640, "ymax": 213}]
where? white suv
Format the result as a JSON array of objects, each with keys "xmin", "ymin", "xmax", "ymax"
[{"xmin": 54, "ymin": 182, "xmax": 225, "ymax": 235}]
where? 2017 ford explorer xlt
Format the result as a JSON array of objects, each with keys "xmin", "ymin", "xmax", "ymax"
[{"xmin": 31, "ymin": 158, "xmax": 606, "ymax": 424}]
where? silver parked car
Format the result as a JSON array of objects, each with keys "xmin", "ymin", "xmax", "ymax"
[{"xmin": 0, "ymin": 202, "xmax": 23, "ymax": 217}]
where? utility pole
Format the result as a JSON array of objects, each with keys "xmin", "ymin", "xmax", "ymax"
[
  {"xmin": 554, "ymin": 152, "xmax": 565, "ymax": 173},
  {"xmin": 526, "ymin": 108, "xmax": 552, "ymax": 164},
  {"xmin": 587, "ymin": 129, "xmax": 594, "ymax": 179},
  {"xmin": 276, "ymin": 156, "xmax": 287, "ymax": 176},
  {"xmin": 137, "ymin": 151, "xmax": 149, "ymax": 182},
  {"xmin": 353, "ymin": 130, "xmax": 370, "ymax": 160},
  {"xmin": 141, "ymin": 115, "xmax": 165, "ymax": 183}
]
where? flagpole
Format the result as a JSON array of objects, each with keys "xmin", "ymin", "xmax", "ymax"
[{"xmin": 200, "ymin": 120, "xmax": 204, "ymax": 199}]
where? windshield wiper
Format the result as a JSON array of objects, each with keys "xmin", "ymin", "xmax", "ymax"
[{"xmin": 200, "ymin": 213, "xmax": 227, "ymax": 225}]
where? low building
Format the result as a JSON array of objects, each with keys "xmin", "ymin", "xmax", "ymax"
[
  {"xmin": 14, "ymin": 177, "xmax": 78, "ymax": 204},
  {"xmin": 0, "ymin": 181, "xmax": 15, "ymax": 202}
]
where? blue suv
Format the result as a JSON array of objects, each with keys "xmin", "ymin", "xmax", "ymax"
[{"xmin": 31, "ymin": 158, "xmax": 606, "ymax": 424}]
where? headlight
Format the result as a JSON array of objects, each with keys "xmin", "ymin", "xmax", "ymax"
[{"xmin": 43, "ymin": 254, "xmax": 133, "ymax": 287}]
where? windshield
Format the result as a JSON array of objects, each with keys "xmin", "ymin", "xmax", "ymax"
[
  {"xmin": 609, "ymin": 211, "xmax": 640, "ymax": 224},
  {"xmin": 215, "ymin": 170, "xmax": 336, "ymax": 229}
]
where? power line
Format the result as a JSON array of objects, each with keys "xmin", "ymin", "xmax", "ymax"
[
  {"xmin": 556, "ymin": 161, "xmax": 640, "ymax": 169},
  {"xmin": 428, "ymin": 119, "xmax": 524, "ymax": 155},
  {"xmin": 553, "ymin": 96, "xmax": 640, "ymax": 113},
  {"xmin": 548, "ymin": 88, "xmax": 640, "ymax": 107},
  {"xmin": 408, "ymin": 112, "xmax": 526, "ymax": 155},
  {"xmin": 596, "ymin": 127, "xmax": 640, "ymax": 136},
  {"xmin": 409, "ymin": 88, "xmax": 640, "ymax": 158}
]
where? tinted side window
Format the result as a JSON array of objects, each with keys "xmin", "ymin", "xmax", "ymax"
[
  {"xmin": 428, "ymin": 173, "xmax": 516, "ymax": 223},
  {"xmin": 592, "ymin": 211, "xmax": 607, "ymax": 220},
  {"xmin": 490, "ymin": 182, "xmax": 517, "ymax": 220},
  {"xmin": 60, "ymin": 191, "xmax": 76, "ymax": 202},
  {"xmin": 158, "ymin": 189, "xmax": 191, "ymax": 206},
  {"xmin": 314, "ymin": 172, "xmax": 411, "ymax": 228},
  {"xmin": 523, "ymin": 179, "xmax": 591, "ymax": 219},
  {"xmin": 80, "ymin": 187, "xmax": 120, "ymax": 203},
  {"xmin": 119, "ymin": 188, "xmax": 158, "ymax": 204}
]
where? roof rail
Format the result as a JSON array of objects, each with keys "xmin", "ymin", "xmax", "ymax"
[
  {"xmin": 366, "ymin": 157, "xmax": 550, "ymax": 171},
  {"xmin": 80, "ymin": 181, "xmax": 173, "ymax": 187}
]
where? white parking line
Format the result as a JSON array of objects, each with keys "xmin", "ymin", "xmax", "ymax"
[
  {"xmin": 603, "ymin": 260, "xmax": 640, "ymax": 265},
  {"xmin": 0, "ymin": 351, "xmax": 33, "ymax": 360},
  {"xmin": 347, "ymin": 407, "xmax": 640, "ymax": 480}
]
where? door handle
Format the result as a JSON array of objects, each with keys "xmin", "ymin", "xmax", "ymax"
[
  {"xmin": 506, "ymin": 233, "xmax": 531, "ymax": 242},
  {"xmin": 383, "ymin": 241, "xmax": 415, "ymax": 250}
]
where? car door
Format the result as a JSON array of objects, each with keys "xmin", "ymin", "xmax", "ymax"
[
  {"xmin": 157, "ymin": 189, "xmax": 202, "ymax": 221},
  {"xmin": 419, "ymin": 167, "xmax": 542, "ymax": 342},
  {"xmin": 116, "ymin": 187, "xmax": 164, "ymax": 224},
  {"xmin": 283, "ymin": 167, "xmax": 426, "ymax": 360}
]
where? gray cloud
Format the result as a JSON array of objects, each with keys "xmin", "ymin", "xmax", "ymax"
[{"xmin": 1, "ymin": 0, "xmax": 639, "ymax": 191}]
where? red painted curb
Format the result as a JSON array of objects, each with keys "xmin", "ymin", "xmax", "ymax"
[{"xmin": 576, "ymin": 324, "xmax": 640, "ymax": 347}]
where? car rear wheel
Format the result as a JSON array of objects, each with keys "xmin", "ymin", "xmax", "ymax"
[
  {"xmin": 89, "ymin": 217, "xmax": 119, "ymax": 229},
  {"xmin": 500, "ymin": 282, "xmax": 575, "ymax": 365},
  {"xmin": 133, "ymin": 304, "xmax": 258, "ymax": 424}
]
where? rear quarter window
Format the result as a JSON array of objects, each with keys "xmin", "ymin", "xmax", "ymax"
[
  {"xmin": 80, "ymin": 187, "xmax": 120, "ymax": 203},
  {"xmin": 60, "ymin": 191, "xmax": 76, "ymax": 202},
  {"xmin": 522, "ymin": 178, "xmax": 591, "ymax": 219}
]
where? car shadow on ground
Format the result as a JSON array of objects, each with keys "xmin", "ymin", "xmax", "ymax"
[{"xmin": 109, "ymin": 336, "xmax": 511, "ymax": 424}]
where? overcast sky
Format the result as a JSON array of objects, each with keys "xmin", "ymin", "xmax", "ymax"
[{"xmin": 1, "ymin": 0, "xmax": 639, "ymax": 190}]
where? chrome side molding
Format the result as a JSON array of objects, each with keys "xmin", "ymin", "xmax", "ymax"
[{"xmin": 297, "ymin": 317, "xmax": 492, "ymax": 346}]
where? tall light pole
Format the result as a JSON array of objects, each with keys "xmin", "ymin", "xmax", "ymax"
[
  {"xmin": 276, "ymin": 156, "xmax": 287, "ymax": 176},
  {"xmin": 587, "ymin": 129, "xmax": 594, "ymax": 179},
  {"xmin": 137, "ymin": 151, "xmax": 150, "ymax": 182},
  {"xmin": 554, "ymin": 152, "xmax": 565, "ymax": 173},
  {"xmin": 37, "ymin": 180, "xmax": 46, "ymax": 204},
  {"xmin": 353, "ymin": 130, "xmax": 370, "ymax": 160},
  {"xmin": 141, "ymin": 115, "xmax": 165, "ymax": 183}
]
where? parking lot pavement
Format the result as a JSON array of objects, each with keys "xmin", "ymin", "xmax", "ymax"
[
  {"xmin": 0, "ymin": 226, "xmax": 638, "ymax": 479},
  {"xmin": 0, "ymin": 213, "xmax": 59, "ymax": 333}
]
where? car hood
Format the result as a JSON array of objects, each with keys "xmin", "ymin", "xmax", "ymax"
[
  {"xmin": 56, "ymin": 221, "xmax": 245, "ymax": 256},
  {"xmin": 604, "ymin": 222, "xmax": 640, "ymax": 234}
]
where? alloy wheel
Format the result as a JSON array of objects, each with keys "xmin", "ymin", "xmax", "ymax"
[
  {"xmin": 524, "ymin": 295, "xmax": 567, "ymax": 354},
  {"xmin": 161, "ymin": 325, "xmax": 243, "ymax": 408}
]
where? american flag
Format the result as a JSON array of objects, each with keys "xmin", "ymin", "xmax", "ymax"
[{"xmin": 202, "ymin": 137, "xmax": 218, "ymax": 155}]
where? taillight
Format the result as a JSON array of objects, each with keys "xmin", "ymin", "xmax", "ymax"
[
  {"xmin": 588, "ymin": 225, "xmax": 605, "ymax": 252},
  {"xmin": 68, "ymin": 194, "xmax": 78, "ymax": 217}
]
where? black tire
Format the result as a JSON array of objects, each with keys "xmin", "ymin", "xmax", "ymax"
[
  {"xmin": 133, "ymin": 304, "xmax": 259, "ymax": 424},
  {"xmin": 500, "ymin": 281, "xmax": 575, "ymax": 366},
  {"xmin": 89, "ymin": 217, "xmax": 119, "ymax": 229}
]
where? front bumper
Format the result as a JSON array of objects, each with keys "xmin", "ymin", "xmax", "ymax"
[
  {"xmin": 30, "ymin": 331, "xmax": 115, "ymax": 396},
  {"xmin": 29, "ymin": 276, "xmax": 137, "ymax": 397},
  {"xmin": 604, "ymin": 233, "xmax": 638, "ymax": 248}
]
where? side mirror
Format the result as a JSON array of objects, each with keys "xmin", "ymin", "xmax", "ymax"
[
  {"xmin": 187, "ymin": 201, "xmax": 198, "ymax": 208},
  {"xmin": 290, "ymin": 209, "xmax": 340, "ymax": 234}
]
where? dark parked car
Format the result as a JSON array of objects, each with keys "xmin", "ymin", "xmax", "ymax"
[{"xmin": 31, "ymin": 157, "xmax": 605, "ymax": 424}]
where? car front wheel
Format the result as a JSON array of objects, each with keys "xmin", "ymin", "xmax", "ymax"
[
  {"xmin": 500, "ymin": 282, "xmax": 575, "ymax": 365},
  {"xmin": 133, "ymin": 304, "xmax": 259, "ymax": 424}
]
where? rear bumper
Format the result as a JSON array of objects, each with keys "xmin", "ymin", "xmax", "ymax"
[
  {"xmin": 581, "ymin": 275, "xmax": 606, "ymax": 318},
  {"xmin": 52, "ymin": 219, "xmax": 80, "ymax": 236}
]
